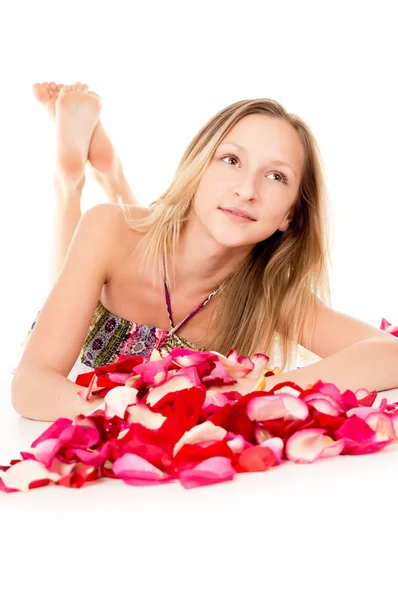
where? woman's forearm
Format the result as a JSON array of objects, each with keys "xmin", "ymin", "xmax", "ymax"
[
  {"xmin": 256, "ymin": 338, "xmax": 398, "ymax": 394},
  {"xmin": 11, "ymin": 363, "xmax": 103, "ymax": 422}
]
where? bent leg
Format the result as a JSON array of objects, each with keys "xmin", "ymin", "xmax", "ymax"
[
  {"xmin": 49, "ymin": 174, "xmax": 85, "ymax": 289},
  {"xmin": 89, "ymin": 157, "xmax": 140, "ymax": 206}
]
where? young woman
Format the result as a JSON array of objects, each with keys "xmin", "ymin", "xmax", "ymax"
[{"xmin": 11, "ymin": 82, "xmax": 398, "ymax": 422}]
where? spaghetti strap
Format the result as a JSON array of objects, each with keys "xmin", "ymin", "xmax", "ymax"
[{"xmin": 162, "ymin": 254, "xmax": 220, "ymax": 337}]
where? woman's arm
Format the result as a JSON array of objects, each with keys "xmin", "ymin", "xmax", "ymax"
[
  {"xmin": 11, "ymin": 203, "xmax": 126, "ymax": 421},
  {"xmin": 247, "ymin": 337, "xmax": 398, "ymax": 394}
]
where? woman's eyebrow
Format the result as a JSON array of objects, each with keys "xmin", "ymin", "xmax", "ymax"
[{"xmin": 219, "ymin": 141, "xmax": 297, "ymax": 177}]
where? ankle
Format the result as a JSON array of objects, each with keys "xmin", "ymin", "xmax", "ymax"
[{"xmin": 53, "ymin": 171, "xmax": 85, "ymax": 205}]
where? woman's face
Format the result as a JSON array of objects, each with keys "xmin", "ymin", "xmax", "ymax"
[{"xmin": 192, "ymin": 113, "xmax": 305, "ymax": 249}]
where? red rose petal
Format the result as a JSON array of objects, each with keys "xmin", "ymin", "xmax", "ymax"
[{"xmin": 236, "ymin": 446, "xmax": 276, "ymax": 472}]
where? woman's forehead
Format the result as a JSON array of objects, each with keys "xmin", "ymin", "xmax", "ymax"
[{"xmin": 220, "ymin": 115, "xmax": 304, "ymax": 176}]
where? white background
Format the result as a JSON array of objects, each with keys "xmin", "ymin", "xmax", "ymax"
[{"xmin": 0, "ymin": 2, "xmax": 397, "ymax": 597}]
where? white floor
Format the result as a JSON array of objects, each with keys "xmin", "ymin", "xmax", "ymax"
[{"xmin": 1, "ymin": 373, "xmax": 398, "ymax": 599}]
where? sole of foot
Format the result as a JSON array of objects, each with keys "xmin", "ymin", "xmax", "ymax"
[
  {"xmin": 33, "ymin": 81, "xmax": 116, "ymax": 176},
  {"xmin": 55, "ymin": 84, "xmax": 102, "ymax": 188}
]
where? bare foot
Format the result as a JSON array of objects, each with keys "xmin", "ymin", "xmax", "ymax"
[
  {"xmin": 32, "ymin": 81, "xmax": 136, "ymax": 204},
  {"xmin": 32, "ymin": 81, "xmax": 66, "ymax": 118},
  {"xmin": 55, "ymin": 84, "xmax": 101, "ymax": 188},
  {"xmin": 88, "ymin": 121, "xmax": 117, "ymax": 175},
  {"xmin": 33, "ymin": 81, "xmax": 116, "ymax": 176}
]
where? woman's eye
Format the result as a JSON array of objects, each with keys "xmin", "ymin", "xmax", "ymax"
[
  {"xmin": 221, "ymin": 154, "xmax": 239, "ymax": 166},
  {"xmin": 270, "ymin": 171, "xmax": 289, "ymax": 184}
]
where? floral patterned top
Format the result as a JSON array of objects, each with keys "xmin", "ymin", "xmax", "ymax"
[{"xmin": 80, "ymin": 300, "xmax": 202, "ymax": 367}]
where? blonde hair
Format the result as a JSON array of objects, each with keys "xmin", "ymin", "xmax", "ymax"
[{"xmin": 120, "ymin": 98, "xmax": 332, "ymax": 372}]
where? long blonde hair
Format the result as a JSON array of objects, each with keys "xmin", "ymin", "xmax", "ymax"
[{"xmin": 120, "ymin": 98, "xmax": 332, "ymax": 372}]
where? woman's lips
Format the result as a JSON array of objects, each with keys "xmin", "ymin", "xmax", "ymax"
[{"xmin": 219, "ymin": 208, "xmax": 256, "ymax": 223}]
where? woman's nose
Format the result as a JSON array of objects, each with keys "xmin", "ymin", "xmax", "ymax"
[{"xmin": 233, "ymin": 173, "xmax": 258, "ymax": 202}]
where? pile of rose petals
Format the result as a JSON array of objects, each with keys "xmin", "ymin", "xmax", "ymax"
[{"xmin": 2, "ymin": 337, "xmax": 398, "ymax": 493}]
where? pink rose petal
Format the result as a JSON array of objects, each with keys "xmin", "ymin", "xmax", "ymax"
[
  {"xmin": 113, "ymin": 453, "xmax": 172, "ymax": 486},
  {"xmin": 133, "ymin": 354, "xmax": 173, "ymax": 385},
  {"xmin": 259, "ymin": 437, "xmax": 284, "ymax": 465},
  {"xmin": 247, "ymin": 353, "xmax": 270, "ymax": 379},
  {"xmin": 364, "ymin": 413, "xmax": 396, "ymax": 442},
  {"xmin": 210, "ymin": 351, "xmax": 253, "ymax": 378},
  {"xmin": 170, "ymin": 348, "xmax": 215, "ymax": 368},
  {"xmin": 335, "ymin": 416, "xmax": 392, "ymax": 454},
  {"xmin": 179, "ymin": 456, "xmax": 235, "ymax": 489},
  {"xmin": 286, "ymin": 429, "xmax": 345, "ymax": 463},
  {"xmin": 201, "ymin": 361, "xmax": 237, "ymax": 386},
  {"xmin": 380, "ymin": 318, "xmax": 398, "ymax": 337},
  {"xmin": 58, "ymin": 425, "xmax": 100, "ymax": 448},
  {"xmin": 31, "ymin": 418, "xmax": 72, "ymax": 448},
  {"xmin": 247, "ymin": 393, "xmax": 309, "ymax": 421},
  {"xmin": 225, "ymin": 433, "xmax": 247, "ymax": 454},
  {"xmin": 306, "ymin": 398, "xmax": 341, "ymax": 416},
  {"xmin": 203, "ymin": 390, "xmax": 236, "ymax": 412},
  {"xmin": 34, "ymin": 438, "xmax": 62, "ymax": 468}
]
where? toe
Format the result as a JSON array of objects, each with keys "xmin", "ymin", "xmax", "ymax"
[
  {"xmin": 32, "ymin": 82, "xmax": 49, "ymax": 102},
  {"xmin": 49, "ymin": 82, "xmax": 57, "ymax": 90}
]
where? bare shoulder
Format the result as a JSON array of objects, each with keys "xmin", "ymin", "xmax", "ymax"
[
  {"xmin": 91, "ymin": 203, "xmax": 150, "ymax": 281},
  {"xmin": 81, "ymin": 203, "xmax": 149, "ymax": 236}
]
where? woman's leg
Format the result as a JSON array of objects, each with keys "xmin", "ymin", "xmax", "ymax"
[
  {"xmin": 49, "ymin": 173, "xmax": 85, "ymax": 288},
  {"xmin": 33, "ymin": 82, "xmax": 139, "ymax": 287},
  {"xmin": 32, "ymin": 82, "xmax": 102, "ymax": 288},
  {"xmin": 89, "ymin": 157, "xmax": 140, "ymax": 206}
]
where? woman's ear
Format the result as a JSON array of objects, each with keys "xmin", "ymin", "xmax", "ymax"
[{"xmin": 278, "ymin": 205, "xmax": 295, "ymax": 232}]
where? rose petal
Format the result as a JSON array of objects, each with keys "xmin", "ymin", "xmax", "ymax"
[
  {"xmin": 58, "ymin": 425, "xmax": 100, "ymax": 448},
  {"xmin": 201, "ymin": 362, "xmax": 237, "ymax": 386},
  {"xmin": 380, "ymin": 318, "xmax": 398, "ymax": 337},
  {"xmin": 306, "ymin": 398, "xmax": 341, "ymax": 416},
  {"xmin": 145, "ymin": 375, "xmax": 197, "ymax": 407},
  {"xmin": 209, "ymin": 351, "xmax": 254, "ymax": 378},
  {"xmin": 259, "ymin": 437, "xmax": 284, "ymax": 465},
  {"xmin": 33, "ymin": 438, "xmax": 62, "ymax": 468},
  {"xmin": 58, "ymin": 464, "xmax": 98, "ymax": 488},
  {"xmin": 74, "ymin": 442, "xmax": 113, "ymax": 467},
  {"xmin": 170, "ymin": 348, "xmax": 215, "ymax": 368},
  {"xmin": 203, "ymin": 390, "xmax": 236, "ymax": 412},
  {"xmin": 247, "ymin": 393, "xmax": 309, "ymax": 421},
  {"xmin": 335, "ymin": 416, "xmax": 392, "ymax": 454},
  {"xmin": 0, "ymin": 460, "xmax": 59, "ymax": 492},
  {"xmin": 113, "ymin": 453, "xmax": 172, "ymax": 486},
  {"xmin": 104, "ymin": 386, "xmax": 138, "ymax": 418},
  {"xmin": 31, "ymin": 418, "xmax": 72, "ymax": 448},
  {"xmin": 126, "ymin": 404, "xmax": 167, "ymax": 429},
  {"xmin": 133, "ymin": 354, "xmax": 173, "ymax": 385},
  {"xmin": 225, "ymin": 433, "xmax": 247, "ymax": 454},
  {"xmin": 364, "ymin": 413, "xmax": 396, "ymax": 441},
  {"xmin": 286, "ymin": 429, "xmax": 345, "ymax": 463},
  {"xmin": 173, "ymin": 421, "xmax": 227, "ymax": 457},
  {"xmin": 247, "ymin": 353, "xmax": 270, "ymax": 379},
  {"xmin": 179, "ymin": 456, "xmax": 235, "ymax": 489},
  {"xmin": 236, "ymin": 446, "xmax": 276, "ymax": 472}
]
